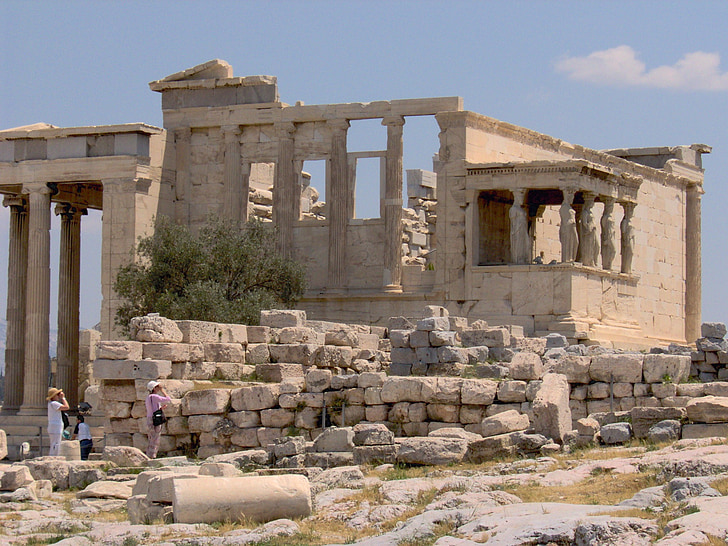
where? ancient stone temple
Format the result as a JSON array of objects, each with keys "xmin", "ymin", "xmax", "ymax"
[{"xmin": 0, "ymin": 59, "xmax": 709, "ymax": 416}]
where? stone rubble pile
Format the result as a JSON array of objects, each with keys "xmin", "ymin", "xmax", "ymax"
[
  {"xmin": 691, "ymin": 321, "xmax": 728, "ymax": 381},
  {"xmin": 90, "ymin": 310, "xmax": 728, "ymax": 461},
  {"xmin": 403, "ymin": 168, "xmax": 437, "ymax": 267}
]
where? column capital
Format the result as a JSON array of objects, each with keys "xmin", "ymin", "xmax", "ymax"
[
  {"xmin": 686, "ymin": 181, "xmax": 705, "ymax": 195},
  {"xmin": 581, "ymin": 190, "xmax": 596, "ymax": 203},
  {"xmin": 3, "ymin": 194, "xmax": 27, "ymax": 210},
  {"xmin": 222, "ymin": 125, "xmax": 242, "ymax": 140},
  {"xmin": 275, "ymin": 122, "xmax": 297, "ymax": 139},
  {"xmin": 382, "ymin": 115, "xmax": 405, "ymax": 128},
  {"xmin": 511, "ymin": 188, "xmax": 526, "ymax": 203},
  {"xmin": 620, "ymin": 201, "xmax": 636, "ymax": 215},
  {"xmin": 326, "ymin": 118, "xmax": 350, "ymax": 132},
  {"xmin": 54, "ymin": 202, "xmax": 88, "ymax": 218},
  {"xmin": 21, "ymin": 183, "xmax": 54, "ymax": 196},
  {"xmin": 174, "ymin": 127, "xmax": 192, "ymax": 140}
]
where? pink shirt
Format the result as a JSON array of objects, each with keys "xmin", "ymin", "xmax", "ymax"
[{"xmin": 145, "ymin": 393, "xmax": 171, "ymax": 427}]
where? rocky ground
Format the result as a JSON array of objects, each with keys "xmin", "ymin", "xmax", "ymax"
[{"xmin": 2, "ymin": 439, "xmax": 728, "ymax": 545}]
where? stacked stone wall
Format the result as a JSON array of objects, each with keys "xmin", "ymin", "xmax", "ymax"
[{"xmin": 95, "ymin": 311, "xmax": 726, "ymax": 459}]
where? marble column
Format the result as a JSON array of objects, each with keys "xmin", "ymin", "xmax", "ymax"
[
  {"xmin": 382, "ymin": 116, "xmax": 405, "ymax": 291},
  {"xmin": 2, "ymin": 195, "xmax": 29, "ymax": 413},
  {"xmin": 509, "ymin": 189, "xmax": 530, "ymax": 264},
  {"xmin": 223, "ymin": 125, "xmax": 243, "ymax": 224},
  {"xmin": 55, "ymin": 203, "xmax": 86, "ymax": 409},
  {"xmin": 620, "ymin": 202, "xmax": 635, "ymax": 274},
  {"xmin": 19, "ymin": 183, "xmax": 53, "ymax": 414},
  {"xmin": 559, "ymin": 189, "xmax": 578, "ymax": 263},
  {"xmin": 174, "ymin": 128, "xmax": 192, "ymax": 225},
  {"xmin": 685, "ymin": 184, "xmax": 702, "ymax": 342},
  {"xmin": 600, "ymin": 197, "xmax": 617, "ymax": 270},
  {"xmin": 579, "ymin": 192, "xmax": 600, "ymax": 267},
  {"xmin": 327, "ymin": 119, "xmax": 350, "ymax": 290},
  {"xmin": 274, "ymin": 122, "xmax": 297, "ymax": 258}
]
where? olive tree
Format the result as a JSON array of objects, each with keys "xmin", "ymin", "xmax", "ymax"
[{"xmin": 114, "ymin": 216, "xmax": 307, "ymax": 332}]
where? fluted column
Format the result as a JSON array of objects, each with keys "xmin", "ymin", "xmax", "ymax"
[
  {"xmin": 274, "ymin": 122, "xmax": 297, "ymax": 258},
  {"xmin": 685, "ymin": 184, "xmax": 702, "ymax": 342},
  {"xmin": 2, "ymin": 195, "xmax": 28, "ymax": 413},
  {"xmin": 600, "ymin": 196, "xmax": 617, "ymax": 270},
  {"xmin": 19, "ymin": 183, "xmax": 53, "ymax": 414},
  {"xmin": 327, "ymin": 119, "xmax": 350, "ymax": 290},
  {"xmin": 55, "ymin": 203, "xmax": 86, "ymax": 409},
  {"xmin": 223, "ymin": 125, "xmax": 243, "ymax": 224},
  {"xmin": 382, "ymin": 116, "xmax": 405, "ymax": 291}
]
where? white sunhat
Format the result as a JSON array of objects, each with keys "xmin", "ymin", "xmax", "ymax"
[{"xmin": 147, "ymin": 380, "xmax": 160, "ymax": 392}]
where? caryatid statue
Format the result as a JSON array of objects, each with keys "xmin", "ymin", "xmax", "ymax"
[
  {"xmin": 620, "ymin": 202, "xmax": 636, "ymax": 274},
  {"xmin": 509, "ymin": 189, "xmax": 530, "ymax": 264},
  {"xmin": 559, "ymin": 189, "xmax": 578, "ymax": 262},
  {"xmin": 600, "ymin": 197, "xmax": 617, "ymax": 270},
  {"xmin": 579, "ymin": 193, "xmax": 600, "ymax": 267}
]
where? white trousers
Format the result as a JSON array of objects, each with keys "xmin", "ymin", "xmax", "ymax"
[{"xmin": 48, "ymin": 431, "xmax": 62, "ymax": 456}]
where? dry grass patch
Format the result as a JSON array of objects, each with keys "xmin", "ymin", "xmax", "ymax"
[
  {"xmin": 698, "ymin": 535, "xmax": 728, "ymax": 546},
  {"xmin": 711, "ymin": 476, "xmax": 728, "ymax": 495},
  {"xmin": 501, "ymin": 469, "xmax": 658, "ymax": 506},
  {"xmin": 190, "ymin": 380, "xmax": 244, "ymax": 391}
]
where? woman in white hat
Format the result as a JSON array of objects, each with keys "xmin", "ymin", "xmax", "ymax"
[
  {"xmin": 46, "ymin": 387, "xmax": 69, "ymax": 456},
  {"xmin": 145, "ymin": 381, "xmax": 170, "ymax": 458}
]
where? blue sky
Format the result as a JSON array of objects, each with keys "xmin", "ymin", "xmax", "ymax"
[{"xmin": 1, "ymin": 0, "xmax": 728, "ymax": 330}]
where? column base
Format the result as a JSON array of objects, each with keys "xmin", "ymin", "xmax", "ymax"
[
  {"xmin": 17, "ymin": 407, "xmax": 47, "ymax": 417},
  {"xmin": 383, "ymin": 284, "xmax": 403, "ymax": 293}
]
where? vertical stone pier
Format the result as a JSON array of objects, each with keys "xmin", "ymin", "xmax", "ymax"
[
  {"xmin": 685, "ymin": 183, "xmax": 703, "ymax": 342},
  {"xmin": 382, "ymin": 116, "xmax": 405, "ymax": 291},
  {"xmin": 273, "ymin": 122, "xmax": 297, "ymax": 258},
  {"xmin": 327, "ymin": 119, "xmax": 350, "ymax": 290},
  {"xmin": 223, "ymin": 126, "xmax": 243, "ymax": 224}
]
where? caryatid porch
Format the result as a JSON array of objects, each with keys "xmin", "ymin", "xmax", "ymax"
[{"xmin": 461, "ymin": 159, "xmax": 699, "ymax": 344}]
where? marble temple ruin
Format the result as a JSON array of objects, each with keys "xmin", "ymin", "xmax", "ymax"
[{"xmin": 0, "ymin": 59, "xmax": 710, "ymax": 418}]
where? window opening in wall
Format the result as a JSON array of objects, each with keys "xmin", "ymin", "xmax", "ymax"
[
  {"xmin": 348, "ymin": 119, "xmax": 385, "ymax": 219},
  {"xmin": 248, "ymin": 162, "xmax": 276, "ymax": 222},
  {"xmin": 352, "ymin": 156, "xmax": 382, "ymax": 219},
  {"xmin": 301, "ymin": 159, "xmax": 326, "ymax": 220},
  {"xmin": 403, "ymin": 116, "xmax": 440, "ymax": 205}
]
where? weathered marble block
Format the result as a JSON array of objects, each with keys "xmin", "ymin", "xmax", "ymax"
[
  {"xmin": 96, "ymin": 341, "xmax": 143, "ymax": 360},
  {"xmin": 231, "ymin": 384, "xmax": 281, "ymax": 411},
  {"xmin": 181, "ymin": 389, "xmax": 231, "ymax": 415},
  {"xmin": 94, "ymin": 359, "xmax": 172, "ymax": 380}
]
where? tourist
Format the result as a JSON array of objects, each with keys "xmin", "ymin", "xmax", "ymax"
[
  {"xmin": 145, "ymin": 380, "xmax": 171, "ymax": 459},
  {"xmin": 73, "ymin": 415, "xmax": 93, "ymax": 460},
  {"xmin": 46, "ymin": 388, "xmax": 69, "ymax": 456}
]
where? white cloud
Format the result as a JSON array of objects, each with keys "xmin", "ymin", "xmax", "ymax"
[{"xmin": 556, "ymin": 46, "xmax": 728, "ymax": 90}]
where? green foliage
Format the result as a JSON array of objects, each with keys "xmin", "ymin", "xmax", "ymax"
[{"xmin": 114, "ymin": 216, "xmax": 307, "ymax": 333}]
